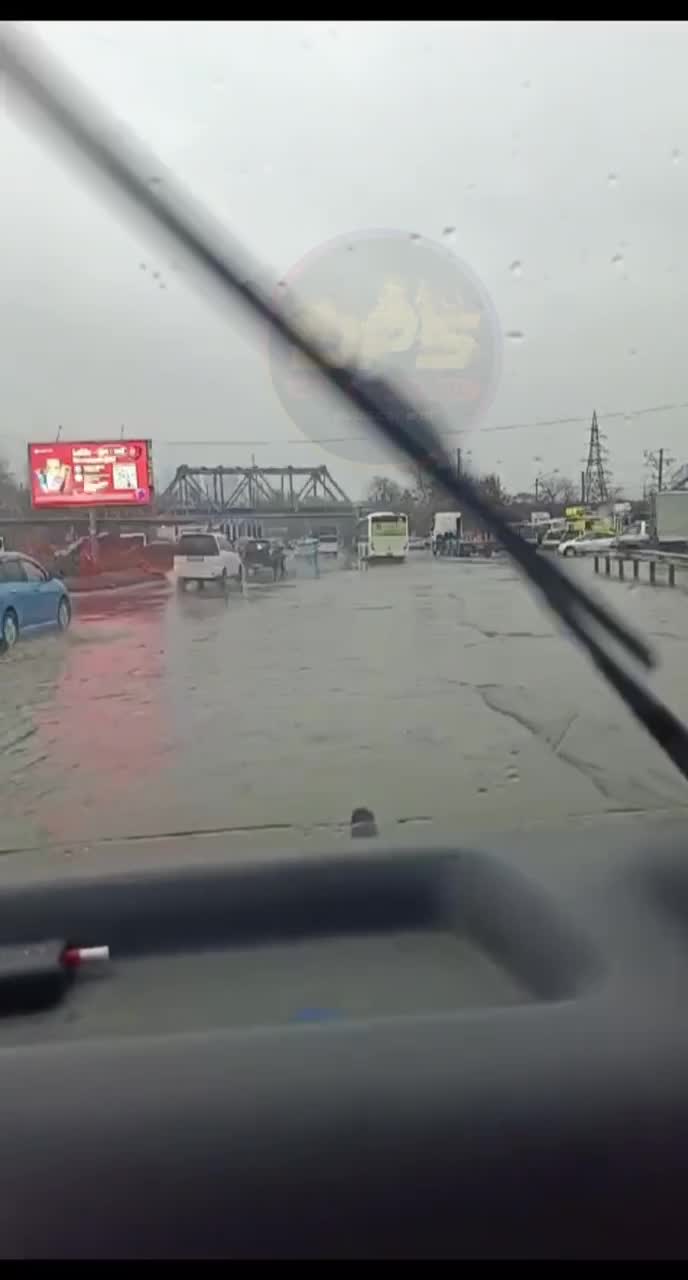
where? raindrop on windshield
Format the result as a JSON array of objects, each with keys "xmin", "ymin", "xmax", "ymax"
[
  {"xmin": 409, "ymin": 232, "xmax": 421, "ymax": 241},
  {"xmin": 607, "ymin": 173, "xmax": 618, "ymax": 187},
  {"xmin": 509, "ymin": 260, "xmax": 522, "ymax": 277},
  {"xmin": 672, "ymin": 148, "xmax": 682, "ymax": 165},
  {"xmin": 442, "ymin": 225, "xmax": 456, "ymax": 240},
  {"xmin": 506, "ymin": 330, "xmax": 525, "ymax": 342},
  {"xmin": 611, "ymin": 253, "xmax": 624, "ymax": 268}
]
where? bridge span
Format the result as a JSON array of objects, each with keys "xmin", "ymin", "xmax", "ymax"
[{"xmin": 0, "ymin": 463, "xmax": 374, "ymax": 544}]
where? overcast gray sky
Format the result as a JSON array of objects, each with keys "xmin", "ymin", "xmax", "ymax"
[{"xmin": 2, "ymin": 20, "xmax": 688, "ymax": 499}]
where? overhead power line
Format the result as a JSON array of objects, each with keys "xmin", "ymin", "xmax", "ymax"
[
  {"xmin": 3, "ymin": 396, "xmax": 688, "ymax": 452},
  {"xmin": 163, "ymin": 397, "xmax": 688, "ymax": 447}
]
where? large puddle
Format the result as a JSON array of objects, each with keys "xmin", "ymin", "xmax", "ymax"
[{"xmin": 2, "ymin": 555, "xmax": 688, "ymax": 858}]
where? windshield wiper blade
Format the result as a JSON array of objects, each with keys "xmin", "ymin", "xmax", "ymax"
[{"xmin": 3, "ymin": 22, "xmax": 688, "ymax": 782}]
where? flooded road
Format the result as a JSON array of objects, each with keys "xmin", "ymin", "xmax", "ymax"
[{"xmin": 2, "ymin": 553, "xmax": 688, "ymax": 863}]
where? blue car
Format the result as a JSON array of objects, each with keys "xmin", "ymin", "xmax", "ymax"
[{"xmin": 0, "ymin": 552, "xmax": 72, "ymax": 654}]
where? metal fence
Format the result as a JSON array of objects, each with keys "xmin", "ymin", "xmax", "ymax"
[{"xmin": 593, "ymin": 550, "xmax": 688, "ymax": 588}]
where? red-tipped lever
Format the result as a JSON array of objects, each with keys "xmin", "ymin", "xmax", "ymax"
[{"xmin": 61, "ymin": 945, "xmax": 110, "ymax": 969}]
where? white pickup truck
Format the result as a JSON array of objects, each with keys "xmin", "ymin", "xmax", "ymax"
[{"xmin": 174, "ymin": 531, "xmax": 243, "ymax": 590}]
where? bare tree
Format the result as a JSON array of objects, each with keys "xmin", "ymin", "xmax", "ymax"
[
  {"xmin": 643, "ymin": 449, "xmax": 676, "ymax": 496},
  {"xmin": 405, "ymin": 463, "xmax": 435, "ymax": 507},
  {"xmin": 365, "ymin": 474, "xmax": 404, "ymax": 509},
  {"xmin": 0, "ymin": 458, "xmax": 27, "ymax": 514},
  {"xmin": 366, "ymin": 464, "xmax": 511, "ymax": 536},
  {"xmin": 477, "ymin": 472, "xmax": 509, "ymax": 507},
  {"xmin": 535, "ymin": 471, "xmax": 578, "ymax": 505}
]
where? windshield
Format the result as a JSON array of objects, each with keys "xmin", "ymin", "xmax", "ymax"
[
  {"xmin": 176, "ymin": 534, "xmax": 218, "ymax": 557},
  {"xmin": 372, "ymin": 517, "xmax": 407, "ymax": 534},
  {"xmin": 2, "ymin": 20, "xmax": 688, "ymax": 882}
]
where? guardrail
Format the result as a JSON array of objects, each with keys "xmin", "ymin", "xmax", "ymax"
[{"xmin": 593, "ymin": 551, "xmax": 688, "ymax": 588}]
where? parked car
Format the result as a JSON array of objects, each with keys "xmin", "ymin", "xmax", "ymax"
[
  {"xmin": 237, "ymin": 538, "xmax": 286, "ymax": 580},
  {"xmin": 0, "ymin": 551, "xmax": 71, "ymax": 653},
  {"xmin": 538, "ymin": 529, "xmax": 565, "ymax": 552},
  {"xmin": 557, "ymin": 531, "xmax": 617, "ymax": 557},
  {"xmin": 508, "ymin": 522, "xmax": 539, "ymax": 546},
  {"xmin": 174, "ymin": 532, "xmax": 243, "ymax": 590},
  {"xmin": 615, "ymin": 522, "xmax": 650, "ymax": 549}
]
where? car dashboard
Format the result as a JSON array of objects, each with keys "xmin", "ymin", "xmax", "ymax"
[{"xmin": 1, "ymin": 819, "xmax": 688, "ymax": 1258}]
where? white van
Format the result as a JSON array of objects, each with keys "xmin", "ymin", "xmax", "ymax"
[
  {"xmin": 313, "ymin": 526, "xmax": 340, "ymax": 556},
  {"xmin": 174, "ymin": 532, "xmax": 242, "ymax": 590}
]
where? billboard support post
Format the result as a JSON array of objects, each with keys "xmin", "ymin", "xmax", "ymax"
[{"xmin": 88, "ymin": 508, "xmax": 98, "ymax": 565}]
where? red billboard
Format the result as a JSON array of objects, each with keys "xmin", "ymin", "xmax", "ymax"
[{"xmin": 28, "ymin": 440, "xmax": 154, "ymax": 508}]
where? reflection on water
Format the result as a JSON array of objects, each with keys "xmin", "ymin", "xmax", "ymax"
[
  {"xmin": 8, "ymin": 582, "xmax": 170, "ymax": 849},
  {"xmin": 2, "ymin": 558, "xmax": 688, "ymax": 857}
]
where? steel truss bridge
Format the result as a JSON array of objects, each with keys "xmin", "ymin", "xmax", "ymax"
[
  {"xmin": 157, "ymin": 464, "xmax": 353, "ymax": 519},
  {"xmin": 0, "ymin": 465, "xmax": 363, "ymax": 534}
]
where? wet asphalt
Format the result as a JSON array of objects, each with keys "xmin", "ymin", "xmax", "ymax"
[{"xmin": 2, "ymin": 551, "xmax": 688, "ymax": 862}]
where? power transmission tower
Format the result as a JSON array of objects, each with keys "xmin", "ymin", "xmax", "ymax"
[{"xmin": 582, "ymin": 410, "xmax": 610, "ymax": 505}]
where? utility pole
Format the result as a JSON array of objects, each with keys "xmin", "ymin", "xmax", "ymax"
[
  {"xmin": 456, "ymin": 448, "xmax": 462, "ymax": 478},
  {"xmin": 580, "ymin": 470, "xmax": 586, "ymax": 504},
  {"xmin": 535, "ymin": 475, "xmax": 540, "ymax": 501},
  {"xmin": 644, "ymin": 448, "xmax": 675, "ymax": 494}
]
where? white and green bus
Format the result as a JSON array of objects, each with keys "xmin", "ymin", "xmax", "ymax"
[{"xmin": 357, "ymin": 511, "xmax": 409, "ymax": 565}]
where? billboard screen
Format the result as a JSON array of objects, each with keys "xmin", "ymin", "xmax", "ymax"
[{"xmin": 28, "ymin": 440, "xmax": 153, "ymax": 508}]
